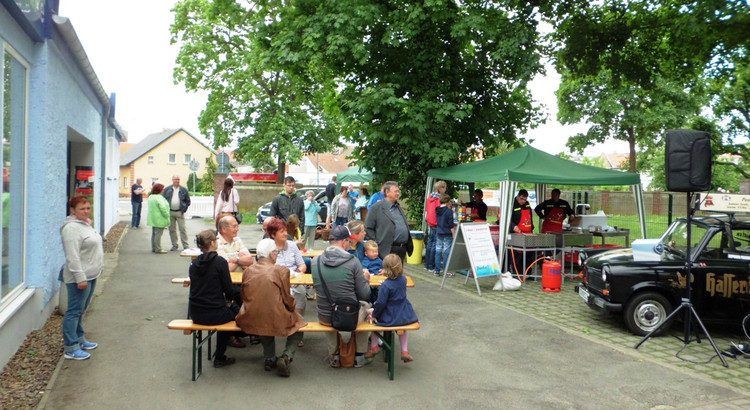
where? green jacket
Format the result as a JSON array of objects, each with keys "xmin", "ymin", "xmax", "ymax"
[{"xmin": 147, "ymin": 194, "xmax": 171, "ymax": 228}]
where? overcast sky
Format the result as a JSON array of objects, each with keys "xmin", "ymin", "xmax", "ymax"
[{"xmin": 59, "ymin": 1, "xmax": 625, "ymax": 156}]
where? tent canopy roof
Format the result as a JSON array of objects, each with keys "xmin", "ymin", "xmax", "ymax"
[
  {"xmin": 427, "ymin": 145, "xmax": 640, "ymax": 186},
  {"xmin": 336, "ymin": 166, "xmax": 373, "ymax": 188}
]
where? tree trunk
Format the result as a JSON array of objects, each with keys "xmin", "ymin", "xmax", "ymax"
[
  {"xmin": 626, "ymin": 126, "xmax": 637, "ymax": 173},
  {"xmin": 276, "ymin": 155, "xmax": 286, "ymax": 184}
]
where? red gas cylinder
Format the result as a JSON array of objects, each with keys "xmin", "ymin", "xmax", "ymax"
[{"xmin": 542, "ymin": 259, "xmax": 562, "ymax": 292}]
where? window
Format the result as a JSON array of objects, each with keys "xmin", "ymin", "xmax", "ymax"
[
  {"xmin": 148, "ymin": 156, "xmax": 154, "ymax": 164},
  {"xmin": 168, "ymin": 154, "xmax": 176, "ymax": 164},
  {"xmin": 123, "ymin": 177, "xmax": 129, "ymax": 189},
  {"xmin": 183, "ymin": 154, "xmax": 191, "ymax": 164},
  {"xmin": 1, "ymin": 47, "xmax": 28, "ymax": 301}
]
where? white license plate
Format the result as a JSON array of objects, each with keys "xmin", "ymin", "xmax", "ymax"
[{"xmin": 578, "ymin": 287, "xmax": 590, "ymax": 303}]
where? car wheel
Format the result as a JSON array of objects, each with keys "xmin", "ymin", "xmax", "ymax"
[{"xmin": 624, "ymin": 292, "xmax": 673, "ymax": 336}]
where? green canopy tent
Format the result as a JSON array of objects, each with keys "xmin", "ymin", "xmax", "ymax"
[
  {"xmin": 336, "ymin": 166, "xmax": 373, "ymax": 191},
  {"xmin": 425, "ymin": 145, "xmax": 646, "ymax": 288}
]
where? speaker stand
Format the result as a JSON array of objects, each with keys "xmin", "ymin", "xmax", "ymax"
[{"xmin": 633, "ymin": 192, "xmax": 728, "ymax": 367}]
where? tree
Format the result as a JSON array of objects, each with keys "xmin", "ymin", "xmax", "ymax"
[
  {"xmin": 198, "ymin": 156, "xmax": 217, "ymax": 193},
  {"xmin": 549, "ymin": 0, "xmax": 750, "ymax": 175},
  {"xmin": 557, "ymin": 70, "xmax": 704, "ymax": 173},
  {"xmin": 710, "ymin": 56, "xmax": 750, "ymax": 178},
  {"xmin": 267, "ymin": 1, "xmax": 547, "ymax": 209},
  {"xmin": 548, "ymin": 0, "xmax": 750, "ymax": 90},
  {"xmin": 170, "ymin": 0, "xmax": 342, "ymax": 182}
]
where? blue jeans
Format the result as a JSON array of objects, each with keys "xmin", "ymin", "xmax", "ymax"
[
  {"xmin": 424, "ymin": 227, "xmax": 437, "ymax": 270},
  {"xmin": 434, "ymin": 234, "xmax": 453, "ymax": 274},
  {"xmin": 63, "ymin": 279, "xmax": 97, "ymax": 353},
  {"xmin": 131, "ymin": 202, "xmax": 142, "ymax": 227},
  {"xmin": 334, "ymin": 216, "xmax": 348, "ymax": 227}
]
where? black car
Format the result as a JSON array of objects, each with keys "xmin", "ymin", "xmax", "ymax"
[
  {"xmin": 575, "ymin": 215, "xmax": 750, "ymax": 336},
  {"xmin": 256, "ymin": 190, "xmax": 328, "ymax": 224}
]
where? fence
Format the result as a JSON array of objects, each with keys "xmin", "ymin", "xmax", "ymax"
[{"xmin": 562, "ymin": 190, "xmax": 701, "ymax": 240}]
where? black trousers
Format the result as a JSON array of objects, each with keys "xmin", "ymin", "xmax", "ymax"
[
  {"xmin": 191, "ymin": 306, "xmax": 236, "ymax": 360},
  {"xmin": 390, "ymin": 244, "xmax": 407, "ymax": 263}
]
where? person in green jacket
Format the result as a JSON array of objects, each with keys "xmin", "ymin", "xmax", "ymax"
[{"xmin": 147, "ymin": 183, "xmax": 171, "ymax": 253}]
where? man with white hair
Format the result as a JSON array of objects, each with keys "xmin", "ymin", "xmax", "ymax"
[{"xmin": 236, "ymin": 239, "xmax": 306, "ymax": 377}]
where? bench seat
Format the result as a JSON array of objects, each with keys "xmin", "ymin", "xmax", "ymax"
[{"xmin": 168, "ymin": 319, "xmax": 420, "ymax": 381}]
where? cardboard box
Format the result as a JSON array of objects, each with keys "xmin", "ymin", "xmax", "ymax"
[{"xmin": 631, "ymin": 239, "xmax": 662, "ymax": 262}]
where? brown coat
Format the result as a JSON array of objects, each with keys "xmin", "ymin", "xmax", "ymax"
[{"xmin": 235, "ymin": 258, "xmax": 306, "ymax": 337}]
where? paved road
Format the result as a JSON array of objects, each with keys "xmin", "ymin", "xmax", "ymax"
[{"xmin": 42, "ymin": 216, "xmax": 749, "ymax": 409}]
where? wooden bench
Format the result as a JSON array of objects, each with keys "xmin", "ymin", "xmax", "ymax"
[
  {"xmin": 171, "ymin": 273, "xmax": 416, "ymax": 287},
  {"xmin": 168, "ymin": 319, "xmax": 420, "ymax": 381}
]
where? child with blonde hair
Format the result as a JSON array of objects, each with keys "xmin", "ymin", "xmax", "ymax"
[
  {"xmin": 366, "ymin": 254, "xmax": 419, "ymax": 362},
  {"xmin": 361, "ymin": 240, "xmax": 383, "ymax": 275}
]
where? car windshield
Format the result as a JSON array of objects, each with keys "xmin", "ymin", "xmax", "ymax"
[{"xmin": 660, "ymin": 220, "xmax": 711, "ymax": 257}]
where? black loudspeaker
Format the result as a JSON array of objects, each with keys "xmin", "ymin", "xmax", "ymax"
[{"xmin": 665, "ymin": 129, "xmax": 713, "ymax": 192}]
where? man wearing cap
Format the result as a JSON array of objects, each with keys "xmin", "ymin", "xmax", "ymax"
[
  {"xmin": 365, "ymin": 181, "xmax": 413, "ymax": 262},
  {"xmin": 311, "ymin": 225, "xmax": 372, "ymax": 368},
  {"xmin": 236, "ymin": 239, "xmax": 306, "ymax": 377}
]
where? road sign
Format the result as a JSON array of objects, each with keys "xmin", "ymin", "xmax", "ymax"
[{"xmin": 189, "ymin": 160, "xmax": 200, "ymax": 172}]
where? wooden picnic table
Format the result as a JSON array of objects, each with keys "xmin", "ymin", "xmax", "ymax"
[
  {"xmin": 180, "ymin": 249, "xmax": 324, "ymax": 260},
  {"xmin": 172, "ymin": 273, "xmax": 415, "ymax": 288}
]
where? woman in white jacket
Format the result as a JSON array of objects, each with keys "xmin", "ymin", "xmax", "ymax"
[
  {"xmin": 60, "ymin": 194, "xmax": 104, "ymax": 360},
  {"xmin": 215, "ymin": 178, "xmax": 240, "ymax": 228}
]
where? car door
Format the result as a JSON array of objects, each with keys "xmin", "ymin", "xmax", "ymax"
[{"xmin": 690, "ymin": 227, "xmax": 750, "ymax": 324}]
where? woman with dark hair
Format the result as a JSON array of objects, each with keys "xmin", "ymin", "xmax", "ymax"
[
  {"xmin": 147, "ymin": 183, "xmax": 170, "ymax": 253},
  {"xmin": 326, "ymin": 186, "xmax": 354, "ymax": 228},
  {"xmin": 214, "ymin": 177, "xmax": 240, "ymax": 227},
  {"xmin": 190, "ymin": 229, "xmax": 238, "ymax": 368},
  {"xmin": 355, "ymin": 187, "xmax": 370, "ymax": 220},
  {"xmin": 60, "ymin": 195, "xmax": 103, "ymax": 360}
]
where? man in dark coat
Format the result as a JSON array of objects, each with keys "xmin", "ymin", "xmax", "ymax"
[
  {"xmin": 270, "ymin": 176, "xmax": 305, "ymax": 231},
  {"xmin": 325, "ymin": 176, "xmax": 337, "ymax": 205},
  {"xmin": 364, "ymin": 181, "xmax": 413, "ymax": 262}
]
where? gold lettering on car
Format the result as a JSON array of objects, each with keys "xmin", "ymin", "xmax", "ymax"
[
  {"xmin": 705, "ymin": 273, "xmax": 749, "ymax": 298},
  {"xmin": 669, "ymin": 271, "xmax": 689, "ymax": 289}
]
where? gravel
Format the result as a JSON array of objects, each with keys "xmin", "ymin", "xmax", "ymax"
[{"xmin": 0, "ymin": 222, "xmax": 128, "ymax": 409}]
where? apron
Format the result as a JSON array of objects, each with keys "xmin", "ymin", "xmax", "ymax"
[
  {"xmin": 518, "ymin": 208, "xmax": 533, "ymax": 233},
  {"xmin": 541, "ymin": 207, "xmax": 566, "ymax": 233}
]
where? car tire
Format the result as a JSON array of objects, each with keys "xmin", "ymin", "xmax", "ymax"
[{"xmin": 624, "ymin": 292, "xmax": 673, "ymax": 336}]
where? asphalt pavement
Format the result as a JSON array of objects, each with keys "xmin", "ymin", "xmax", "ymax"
[{"xmin": 41, "ymin": 216, "xmax": 750, "ymax": 409}]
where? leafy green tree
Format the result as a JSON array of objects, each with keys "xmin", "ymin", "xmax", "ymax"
[
  {"xmin": 549, "ymin": 0, "xmax": 750, "ymax": 176},
  {"xmin": 557, "ymin": 70, "xmax": 704, "ymax": 173},
  {"xmin": 548, "ymin": 0, "xmax": 750, "ymax": 90},
  {"xmin": 198, "ymin": 156, "xmax": 217, "ymax": 193},
  {"xmin": 710, "ymin": 57, "xmax": 750, "ymax": 179},
  {"xmin": 170, "ymin": 0, "xmax": 342, "ymax": 182},
  {"xmin": 269, "ymin": 1, "xmax": 546, "ymax": 209}
]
